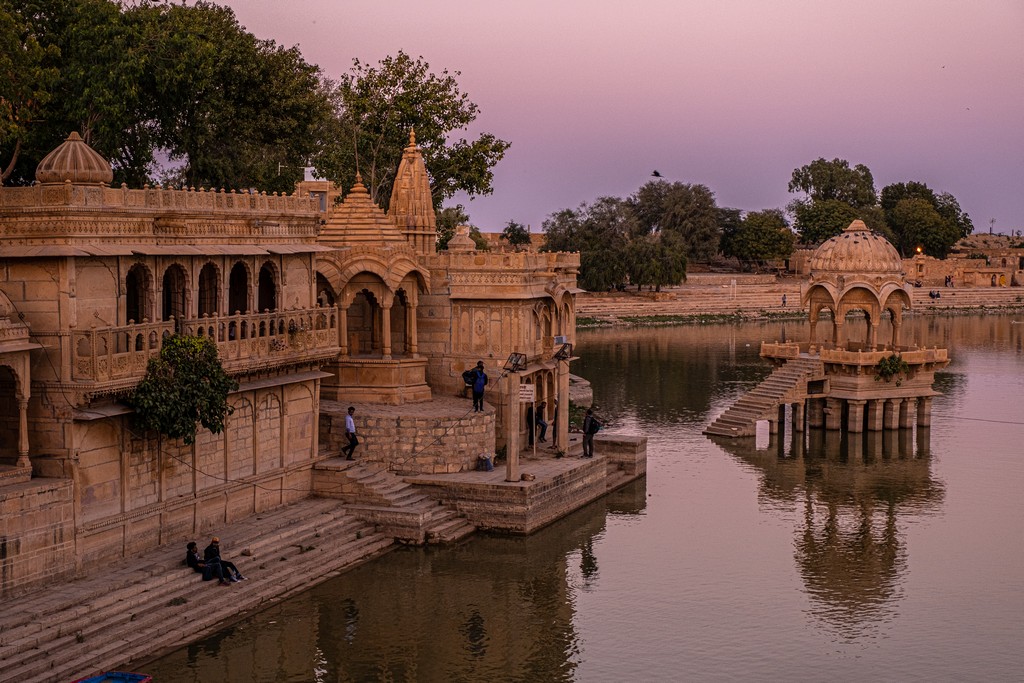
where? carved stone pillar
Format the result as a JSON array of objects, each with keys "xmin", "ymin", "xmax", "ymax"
[
  {"xmin": 825, "ymin": 398, "xmax": 843, "ymax": 431},
  {"xmin": 899, "ymin": 397, "xmax": 918, "ymax": 429},
  {"xmin": 917, "ymin": 396, "xmax": 932, "ymax": 427},
  {"xmin": 866, "ymin": 399, "xmax": 885, "ymax": 431},
  {"xmin": 847, "ymin": 399, "xmax": 866, "ymax": 433},
  {"xmin": 338, "ymin": 306, "xmax": 348, "ymax": 356},
  {"xmin": 16, "ymin": 397, "xmax": 30, "ymax": 469},
  {"xmin": 884, "ymin": 398, "xmax": 901, "ymax": 430},
  {"xmin": 793, "ymin": 401, "xmax": 805, "ymax": 432},
  {"xmin": 407, "ymin": 302, "xmax": 418, "ymax": 356},
  {"xmin": 381, "ymin": 302, "xmax": 392, "ymax": 359}
]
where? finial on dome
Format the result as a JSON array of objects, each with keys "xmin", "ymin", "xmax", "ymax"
[
  {"xmin": 409, "ymin": 127, "xmax": 416, "ymax": 147},
  {"xmin": 845, "ymin": 219, "xmax": 868, "ymax": 232},
  {"xmin": 355, "ymin": 171, "xmax": 363, "ymax": 184}
]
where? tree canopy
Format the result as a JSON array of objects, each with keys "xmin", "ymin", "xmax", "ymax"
[
  {"xmin": 629, "ymin": 180, "xmax": 721, "ymax": 263},
  {"xmin": 131, "ymin": 335, "xmax": 238, "ymax": 445},
  {"xmin": 787, "ymin": 157, "xmax": 883, "ymax": 244},
  {"xmin": 880, "ymin": 181, "xmax": 973, "ymax": 257},
  {"xmin": 721, "ymin": 209, "xmax": 796, "ymax": 266},
  {"xmin": 500, "ymin": 220, "xmax": 531, "ymax": 247},
  {"xmin": 313, "ymin": 51, "xmax": 510, "ymax": 208}
]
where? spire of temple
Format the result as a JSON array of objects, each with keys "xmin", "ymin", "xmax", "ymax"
[
  {"xmin": 388, "ymin": 129, "xmax": 437, "ymax": 256},
  {"xmin": 319, "ymin": 175, "xmax": 407, "ymax": 246}
]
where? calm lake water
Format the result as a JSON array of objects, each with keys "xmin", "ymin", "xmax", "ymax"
[{"xmin": 147, "ymin": 315, "xmax": 1024, "ymax": 682}]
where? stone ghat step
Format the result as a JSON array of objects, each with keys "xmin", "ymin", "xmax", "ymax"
[
  {"xmin": 0, "ymin": 497, "xmax": 347, "ymax": 639},
  {"xmin": 0, "ymin": 514, "xmax": 370, "ymax": 678},
  {"xmin": 3, "ymin": 516, "xmax": 393, "ymax": 683},
  {"xmin": 19, "ymin": 533, "xmax": 394, "ymax": 683}
]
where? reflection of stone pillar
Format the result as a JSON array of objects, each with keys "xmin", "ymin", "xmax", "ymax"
[
  {"xmin": 768, "ymin": 411, "xmax": 778, "ymax": 434},
  {"xmin": 916, "ymin": 426, "xmax": 931, "ymax": 458},
  {"xmin": 899, "ymin": 398, "xmax": 917, "ymax": 429},
  {"xmin": 808, "ymin": 398, "xmax": 825, "ymax": 428},
  {"xmin": 884, "ymin": 398, "xmax": 900, "ymax": 430},
  {"xmin": 17, "ymin": 397, "xmax": 30, "ymax": 469},
  {"xmin": 793, "ymin": 401, "xmax": 805, "ymax": 432},
  {"xmin": 866, "ymin": 399, "xmax": 885, "ymax": 431},
  {"xmin": 847, "ymin": 399, "xmax": 866, "ymax": 433},
  {"xmin": 381, "ymin": 302, "xmax": 392, "ymax": 359},
  {"xmin": 847, "ymin": 430, "xmax": 864, "ymax": 458},
  {"xmin": 825, "ymin": 398, "xmax": 843, "ymax": 431},
  {"xmin": 339, "ymin": 306, "xmax": 348, "ymax": 356},
  {"xmin": 917, "ymin": 396, "xmax": 932, "ymax": 427}
]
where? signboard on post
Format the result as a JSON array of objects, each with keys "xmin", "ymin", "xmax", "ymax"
[{"xmin": 518, "ymin": 383, "xmax": 536, "ymax": 403}]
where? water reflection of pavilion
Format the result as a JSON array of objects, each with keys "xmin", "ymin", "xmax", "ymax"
[{"xmin": 710, "ymin": 428, "xmax": 944, "ymax": 633}]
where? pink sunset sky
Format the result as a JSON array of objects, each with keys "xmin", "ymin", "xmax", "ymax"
[{"xmin": 223, "ymin": 0, "xmax": 1023, "ymax": 234}]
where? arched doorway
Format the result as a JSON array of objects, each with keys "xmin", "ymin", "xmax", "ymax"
[
  {"xmin": 348, "ymin": 289, "xmax": 379, "ymax": 355},
  {"xmin": 229, "ymin": 262, "xmax": 249, "ymax": 314},
  {"xmin": 125, "ymin": 263, "xmax": 153, "ymax": 324},
  {"xmin": 258, "ymin": 262, "xmax": 277, "ymax": 312},
  {"xmin": 198, "ymin": 263, "xmax": 219, "ymax": 318},
  {"xmin": 162, "ymin": 264, "xmax": 188, "ymax": 323}
]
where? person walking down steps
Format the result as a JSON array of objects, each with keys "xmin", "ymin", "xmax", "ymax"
[{"xmin": 342, "ymin": 406, "xmax": 359, "ymax": 460}]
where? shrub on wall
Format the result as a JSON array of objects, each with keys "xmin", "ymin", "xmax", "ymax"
[{"xmin": 130, "ymin": 335, "xmax": 238, "ymax": 445}]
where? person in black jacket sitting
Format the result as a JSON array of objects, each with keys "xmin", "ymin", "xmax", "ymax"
[
  {"xmin": 204, "ymin": 537, "xmax": 246, "ymax": 581},
  {"xmin": 186, "ymin": 541, "xmax": 230, "ymax": 585}
]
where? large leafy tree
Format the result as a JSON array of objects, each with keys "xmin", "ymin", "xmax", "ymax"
[
  {"xmin": 880, "ymin": 181, "xmax": 973, "ymax": 257},
  {"xmin": 0, "ymin": 0, "xmax": 59, "ymax": 181},
  {"xmin": 542, "ymin": 198, "xmax": 635, "ymax": 291},
  {"xmin": 723, "ymin": 209, "xmax": 796, "ymax": 266},
  {"xmin": 500, "ymin": 220, "xmax": 531, "ymax": 247},
  {"xmin": 2, "ymin": 0, "xmax": 332, "ymax": 192},
  {"xmin": 629, "ymin": 180, "xmax": 721, "ymax": 263},
  {"xmin": 314, "ymin": 51, "xmax": 510, "ymax": 208},
  {"xmin": 787, "ymin": 157, "xmax": 882, "ymax": 244}
]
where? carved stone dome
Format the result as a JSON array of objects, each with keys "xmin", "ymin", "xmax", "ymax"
[
  {"xmin": 809, "ymin": 220, "xmax": 903, "ymax": 275},
  {"xmin": 35, "ymin": 131, "xmax": 114, "ymax": 185}
]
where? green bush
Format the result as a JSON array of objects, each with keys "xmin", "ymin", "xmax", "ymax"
[{"xmin": 130, "ymin": 335, "xmax": 238, "ymax": 444}]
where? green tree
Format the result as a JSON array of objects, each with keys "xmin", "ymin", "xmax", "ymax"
[
  {"xmin": 542, "ymin": 198, "xmax": 634, "ymax": 291},
  {"xmin": 131, "ymin": 335, "xmax": 238, "ymax": 445},
  {"xmin": 500, "ymin": 220, "xmax": 531, "ymax": 247},
  {"xmin": 0, "ymin": 0, "xmax": 59, "ymax": 181},
  {"xmin": 627, "ymin": 230, "xmax": 687, "ymax": 291},
  {"xmin": 789, "ymin": 199, "xmax": 859, "ymax": 244},
  {"xmin": 880, "ymin": 181, "xmax": 973, "ymax": 257},
  {"xmin": 314, "ymin": 51, "xmax": 510, "ymax": 208},
  {"xmin": 788, "ymin": 157, "xmax": 877, "ymax": 208},
  {"xmin": 630, "ymin": 180, "xmax": 721, "ymax": 262},
  {"xmin": 725, "ymin": 209, "xmax": 796, "ymax": 266}
]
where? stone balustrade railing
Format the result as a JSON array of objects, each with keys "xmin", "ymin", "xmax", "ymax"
[
  {"xmin": 1, "ymin": 182, "xmax": 319, "ymax": 216},
  {"xmin": 72, "ymin": 307, "xmax": 339, "ymax": 384},
  {"xmin": 760, "ymin": 341, "xmax": 948, "ymax": 366}
]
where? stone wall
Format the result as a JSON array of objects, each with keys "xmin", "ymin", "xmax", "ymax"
[
  {"xmin": 319, "ymin": 400, "xmax": 494, "ymax": 475},
  {"xmin": 0, "ymin": 478, "xmax": 75, "ymax": 597}
]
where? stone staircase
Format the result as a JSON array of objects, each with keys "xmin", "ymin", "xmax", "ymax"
[
  {"xmin": 704, "ymin": 356, "xmax": 824, "ymax": 438},
  {"xmin": 0, "ymin": 498, "xmax": 393, "ymax": 683},
  {"xmin": 313, "ymin": 458, "xmax": 477, "ymax": 545}
]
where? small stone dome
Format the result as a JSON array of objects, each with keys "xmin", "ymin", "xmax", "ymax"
[
  {"xmin": 809, "ymin": 220, "xmax": 903, "ymax": 275},
  {"xmin": 35, "ymin": 131, "xmax": 113, "ymax": 185}
]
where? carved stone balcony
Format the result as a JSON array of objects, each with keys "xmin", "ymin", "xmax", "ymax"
[{"xmin": 72, "ymin": 307, "xmax": 340, "ymax": 395}]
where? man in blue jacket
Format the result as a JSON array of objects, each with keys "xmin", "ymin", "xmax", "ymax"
[{"xmin": 471, "ymin": 361, "xmax": 488, "ymax": 412}]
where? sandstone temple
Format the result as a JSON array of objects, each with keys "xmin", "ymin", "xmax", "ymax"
[
  {"xmin": 706, "ymin": 219, "xmax": 950, "ymax": 439},
  {"xmin": 0, "ymin": 132, "xmax": 644, "ymax": 598}
]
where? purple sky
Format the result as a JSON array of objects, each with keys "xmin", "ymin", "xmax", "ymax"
[{"xmin": 224, "ymin": 0, "xmax": 1024, "ymax": 234}]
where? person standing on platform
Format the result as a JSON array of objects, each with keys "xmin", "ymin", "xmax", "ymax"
[
  {"xmin": 471, "ymin": 361, "xmax": 488, "ymax": 412},
  {"xmin": 582, "ymin": 408, "xmax": 602, "ymax": 458},
  {"xmin": 536, "ymin": 401, "xmax": 549, "ymax": 443},
  {"xmin": 342, "ymin": 406, "xmax": 359, "ymax": 460}
]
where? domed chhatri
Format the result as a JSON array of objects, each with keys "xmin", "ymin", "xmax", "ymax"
[
  {"xmin": 35, "ymin": 131, "xmax": 114, "ymax": 185},
  {"xmin": 809, "ymin": 219, "xmax": 904, "ymax": 276}
]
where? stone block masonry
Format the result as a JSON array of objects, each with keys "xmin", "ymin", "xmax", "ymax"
[
  {"xmin": 319, "ymin": 397, "xmax": 494, "ymax": 475},
  {"xmin": 0, "ymin": 478, "xmax": 75, "ymax": 597}
]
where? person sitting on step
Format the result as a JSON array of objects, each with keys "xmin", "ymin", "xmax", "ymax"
[
  {"xmin": 186, "ymin": 541, "xmax": 230, "ymax": 586},
  {"xmin": 204, "ymin": 536, "xmax": 246, "ymax": 581}
]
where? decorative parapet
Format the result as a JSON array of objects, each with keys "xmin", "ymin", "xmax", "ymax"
[
  {"xmin": 761, "ymin": 341, "xmax": 948, "ymax": 367},
  {"xmin": 71, "ymin": 306, "xmax": 340, "ymax": 388},
  {"xmin": 425, "ymin": 249, "xmax": 580, "ymax": 273}
]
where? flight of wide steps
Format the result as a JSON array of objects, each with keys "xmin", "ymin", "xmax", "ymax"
[
  {"xmin": 0, "ymin": 498, "xmax": 393, "ymax": 683},
  {"xmin": 314, "ymin": 458, "xmax": 477, "ymax": 545},
  {"xmin": 704, "ymin": 357, "xmax": 824, "ymax": 438}
]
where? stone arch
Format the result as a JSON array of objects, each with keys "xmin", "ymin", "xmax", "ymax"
[
  {"xmin": 228, "ymin": 261, "xmax": 250, "ymax": 314},
  {"xmin": 257, "ymin": 260, "xmax": 278, "ymax": 312},
  {"xmin": 316, "ymin": 272, "xmax": 336, "ymax": 307},
  {"xmin": 256, "ymin": 392, "xmax": 282, "ymax": 472},
  {"xmin": 161, "ymin": 263, "xmax": 189, "ymax": 324},
  {"xmin": 125, "ymin": 262, "xmax": 154, "ymax": 324},
  {"xmin": 198, "ymin": 262, "xmax": 220, "ymax": 318}
]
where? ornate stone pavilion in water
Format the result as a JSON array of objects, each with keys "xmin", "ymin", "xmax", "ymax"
[
  {"xmin": 706, "ymin": 220, "xmax": 949, "ymax": 438},
  {"xmin": 0, "ymin": 132, "xmax": 641, "ymax": 598}
]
